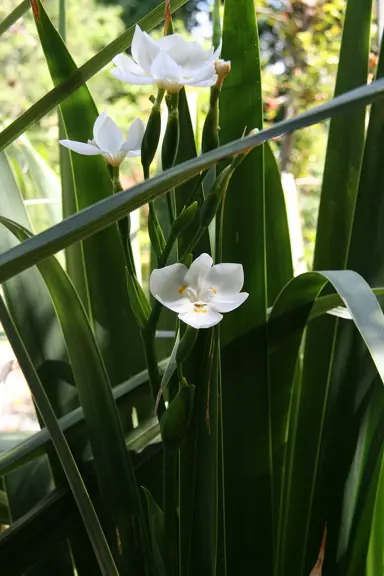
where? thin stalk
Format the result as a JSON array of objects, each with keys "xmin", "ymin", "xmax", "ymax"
[
  {"xmin": 142, "ymin": 328, "xmax": 166, "ymax": 418},
  {"xmin": 0, "ymin": 294, "xmax": 119, "ymax": 576},
  {"xmin": 112, "ymin": 166, "xmax": 136, "ymax": 277}
]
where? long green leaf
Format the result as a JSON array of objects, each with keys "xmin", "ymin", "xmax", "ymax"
[
  {"xmin": 219, "ymin": 0, "xmax": 272, "ymax": 573},
  {"xmin": 316, "ymin": 29, "xmax": 384, "ymax": 574},
  {"xmin": 0, "ymin": 217, "xmax": 150, "ymax": 574},
  {"xmin": 1, "ymin": 78, "xmax": 384, "ymax": 283},
  {"xmin": 34, "ymin": 0, "xmax": 145, "ymax": 384},
  {"xmin": 0, "ymin": 0, "xmax": 188, "ymax": 151},
  {"xmin": 282, "ymin": 0, "xmax": 374, "ymax": 571},
  {"xmin": 265, "ymin": 143, "xmax": 293, "ymax": 305}
]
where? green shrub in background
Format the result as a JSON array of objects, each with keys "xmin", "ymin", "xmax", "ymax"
[{"xmin": 0, "ymin": 0, "xmax": 384, "ymax": 575}]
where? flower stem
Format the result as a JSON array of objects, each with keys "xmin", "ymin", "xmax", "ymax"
[
  {"xmin": 111, "ymin": 167, "xmax": 136, "ymax": 277},
  {"xmin": 142, "ymin": 327, "xmax": 166, "ymax": 419}
]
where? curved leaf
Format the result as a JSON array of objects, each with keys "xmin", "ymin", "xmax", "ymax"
[{"xmin": 269, "ymin": 270, "xmax": 384, "ymax": 575}]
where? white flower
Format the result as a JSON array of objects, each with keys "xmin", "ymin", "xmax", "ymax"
[
  {"xmin": 111, "ymin": 25, "xmax": 220, "ymax": 92},
  {"xmin": 150, "ymin": 253, "xmax": 248, "ymax": 329},
  {"xmin": 59, "ymin": 110, "xmax": 145, "ymax": 167}
]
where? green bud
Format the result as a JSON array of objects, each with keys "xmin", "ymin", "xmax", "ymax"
[
  {"xmin": 201, "ymin": 86, "xmax": 220, "ymax": 154},
  {"xmin": 126, "ymin": 269, "xmax": 149, "ymax": 330},
  {"xmin": 141, "ymin": 90, "xmax": 165, "ymax": 177},
  {"xmin": 160, "ymin": 383, "xmax": 195, "ymax": 450},
  {"xmin": 170, "ymin": 202, "xmax": 198, "ymax": 239},
  {"xmin": 161, "ymin": 93, "xmax": 180, "ymax": 171},
  {"xmin": 176, "ymin": 325, "xmax": 198, "ymax": 365}
]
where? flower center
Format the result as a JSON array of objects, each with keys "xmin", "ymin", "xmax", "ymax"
[
  {"xmin": 178, "ymin": 285, "xmax": 217, "ymax": 304},
  {"xmin": 193, "ymin": 301, "xmax": 207, "ymax": 314}
]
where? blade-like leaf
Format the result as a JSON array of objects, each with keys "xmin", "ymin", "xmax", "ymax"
[
  {"xmin": 219, "ymin": 0, "xmax": 272, "ymax": 573},
  {"xmin": 1, "ymin": 78, "xmax": 384, "ymax": 283},
  {"xmin": 314, "ymin": 29, "xmax": 384, "ymax": 574},
  {"xmin": 284, "ymin": 0, "xmax": 374, "ymax": 571},
  {"xmin": 265, "ymin": 143, "xmax": 293, "ymax": 305}
]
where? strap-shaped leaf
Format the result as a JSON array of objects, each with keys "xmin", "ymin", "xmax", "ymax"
[{"xmin": 1, "ymin": 78, "xmax": 384, "ymax": 284}]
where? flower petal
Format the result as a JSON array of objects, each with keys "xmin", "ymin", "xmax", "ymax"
[
  {"xmin": 209, "ymin": 292, "xmax": 249, "ymax": 313},
  {"xmin": 59, "ymin": 139, "xmax": 102, "ymax": 156},
  {"xmin": 112, "ymin": 53, "xmax": 146, "ymax": 76},
  {"xmin": 132, "ymin": 24, "xmax": 160, "ymax": 72},
  {"xmin": 184, "ymin": 253, "xmax": 213, "ymax": 289},
  {"xmin": 178, "ymin": 306, "xmax": 223, "ymax": 329},
  {"xmin": 150, "ymin": 263, "xmax": 188, "ymax": 308},
  {"xmin": 204, "ymin": 263, "xmax": 244, "ymax": 296},
  {"xmin": 122, "ymin": 117, "xmax": 145, "ymax": 153},
  {"xmin": 156, "ymin": 295, "xmax": 193, "ymax": 314},
  {"xmin": 93, "ymin": 109, "xmax": 108, "ymax": 142},
  {"xmin": 111, "ymin": 67, "xmax": 154, "ymax": 85},
  {"xmin": 93, "ymin": 116, "xmax": 124, "ymax": 158},
  {"xmin": 183, "ymin": 62, "xmax": 217, "ymax": 87},
  {"xmin": 151, "ymin": 51, "xmax": 183, "ymax": 82}
]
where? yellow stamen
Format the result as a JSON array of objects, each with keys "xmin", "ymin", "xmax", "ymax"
[
  {"xmin": 178, "ymin": 285, "xmax": 187, "ymax": 294},
  {"xmin": 194, "ymin": 303, "xmax": 207, "ymax": 313},
  {"xmin": 209, "ymin": 287, "xmax": 217, "ymax": 294}
]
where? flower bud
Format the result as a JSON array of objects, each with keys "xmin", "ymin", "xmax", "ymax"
[
  {"xmin": 126, "ymin": 269, "xmax": 150, "ymax": 330},
  {"xmin": 161, "ymin": 93, "xmax": 180, "ymax": 172},
  {"xmin": 141, "ymin": 90, "xmax": 164, "ymax": 178},
  {"xmin": 170, "ymin": 202, "xmax": 198, "ymax": 239},
  {"xmin": 214, "ymin": 59, "xmax": 231, "ymax": 88},
  {"xmin": 160, "ymin": 383, "xmax": 195, "ymax": 450}
]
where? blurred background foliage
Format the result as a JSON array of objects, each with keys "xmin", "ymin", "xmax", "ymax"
[{"xmin": 0, "ymin": 0, "xmax": 379, "ymax": 266}]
